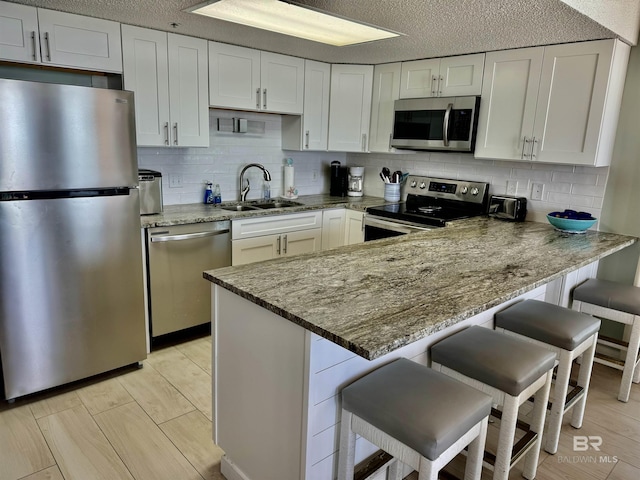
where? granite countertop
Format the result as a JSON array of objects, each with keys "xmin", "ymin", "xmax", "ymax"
[
  {"xmin": 204, "ymin": 218, "xmax": 637, "ymax": 360},
  {"xmin": 140, "ymin": 194, "xmax": 386, "ymax": 228}
]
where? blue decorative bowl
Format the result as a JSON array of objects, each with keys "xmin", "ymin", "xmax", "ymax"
[{"xmin": 547, "ymin": 212, "xmax": 597, "ymax": 233}]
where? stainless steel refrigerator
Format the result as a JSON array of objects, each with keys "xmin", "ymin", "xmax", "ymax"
[{"xmin": 0, "ymin": 78, "xmax": 146, "ymax": 401}]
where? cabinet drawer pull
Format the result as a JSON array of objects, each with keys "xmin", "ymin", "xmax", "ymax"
[
  {"xmin": 282, "ymin": 234, "xmax": 287, "ymax": 254},
  {"xmin": 277, "ymin": 235, "xmax": 281, "ymax": 255}
]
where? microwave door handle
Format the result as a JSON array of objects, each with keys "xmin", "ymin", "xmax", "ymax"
[{"xmin": 443, "ymin": 103, "xmax": 453, "ymax": 146}]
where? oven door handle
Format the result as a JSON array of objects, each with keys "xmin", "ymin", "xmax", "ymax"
[
  {"xmin": 365, "ymin": 215, "xmax": 432, "ymax": 235},
  {"xmin": 443, "ymin": 102, "xmax": 453, "ymax": 146}
]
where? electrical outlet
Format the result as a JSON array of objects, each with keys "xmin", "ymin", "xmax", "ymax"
[
  {"xmin": 169, "ymin": 173, "xmax": 183, "ymax": 188},
  {"xmin": 531, "ymin": 182, "xmax": 544, "ymax": 200},
  {"xmin": 506, "ymin": 180, "xmax": 518, "ymax": 195},
  {"xmin": 312, "ymin": 170, "xmax": 318, "ymax": 182}
]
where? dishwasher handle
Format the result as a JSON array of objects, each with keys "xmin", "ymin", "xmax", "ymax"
[{"xmin": 150, "ymin": 229, "xmax": 230, "ymax": 243}]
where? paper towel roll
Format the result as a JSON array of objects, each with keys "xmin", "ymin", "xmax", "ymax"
[{"xmin": 283, "ymin": 165, "xmax": 295, "ymax": 197}]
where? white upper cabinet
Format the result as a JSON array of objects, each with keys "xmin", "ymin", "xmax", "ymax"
[
  {"xmin": 209, "ymin": 42, "xmax": 304, "ymax": 114},
  {"xmin": 328, "ymin": 64, "xmax": 374, "ymax": 152},
  {"xmin": 282, "ymin": 59, "xmax": 330, "ymax": 151},
  {"xmin": 369, "ymin": 62, "xmax": 401, "ymax": 153},
  {"xmin": 476, "ymin": 39, "xmax": 630, "ymax": 166},
  {"xmin": 0, "ymin": 1, "xmax": 122, "ymax": 72},
  {"xmin": 399, "ymin": 53, "xmax": 485, "ymax": 98},
  {"xmin": 122, "ymin": 25, "xmax": 209, "ymax": 147},
  {"xmin": 474, "ymin": 47, "xmax": 544, "ymax": 161}
]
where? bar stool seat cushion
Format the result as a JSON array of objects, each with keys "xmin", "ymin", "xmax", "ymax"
[
  {"xmin": 431, "ymin": 326, "xmax": 557, "ymax": 397},
  {"xmin": 574, "ymin": 279, "xmax": 640, "ymax": 316},
  {"xmin": 496, "ymin": 299, "xmax": 601, "ymax": 350},
  {"xmin": 342, "ymin": 358, "xmax": 492, "ymax": 461}
]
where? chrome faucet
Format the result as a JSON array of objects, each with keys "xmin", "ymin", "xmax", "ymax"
[{"xmin": 239, "ymin": 163, "xmax": 272, "ymax": 202}]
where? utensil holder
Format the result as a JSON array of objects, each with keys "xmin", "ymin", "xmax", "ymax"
[{"xmin": 384, "ymin": 183, "xmax": 401, "ymax": 202}]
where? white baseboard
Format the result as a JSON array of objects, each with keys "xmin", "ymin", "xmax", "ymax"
[{"xmin": 221, "ymin": 455, "xmax": 252, "ymax": 480}]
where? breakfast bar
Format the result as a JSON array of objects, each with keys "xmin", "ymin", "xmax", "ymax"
[{"xmin": 204, "ymin": 218, "xmax": 636, "ymax": 480}]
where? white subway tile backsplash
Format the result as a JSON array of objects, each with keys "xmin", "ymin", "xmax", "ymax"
[{"xmin": 138, "ymin": 109, "xmax": 608, "ymax": 225}]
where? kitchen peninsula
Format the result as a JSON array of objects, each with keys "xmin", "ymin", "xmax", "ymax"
[{"xmin": 204, "ymin": 218, "xmax": 636, "ymax": 480}]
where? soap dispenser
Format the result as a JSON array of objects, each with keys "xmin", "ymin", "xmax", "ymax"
[{"xmin": 204, "ymin": 182, "xmax": 214, "ymax": 204}]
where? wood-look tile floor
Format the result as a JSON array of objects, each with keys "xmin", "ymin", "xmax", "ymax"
[
  {"xmin": 1, "ymin": 337, "xmax": 639, "ymax": 480},
  {"xmin": 0, "ymin": 336, "xmax": 223, "ymax": 480}
]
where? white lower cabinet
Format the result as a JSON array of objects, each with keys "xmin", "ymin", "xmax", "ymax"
[
  {"xmin": 344, "ymin": 210, "xmax": 365, "ymax": 245},
  {"xmin": 321, "ymin": 209, "xmax": 346, "ymax": 250},
  {"xmin": 231, "ymin": 211, "xmax": 323, "ymax": 265}
]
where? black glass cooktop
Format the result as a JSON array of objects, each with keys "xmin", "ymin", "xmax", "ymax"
[{"xmin": 367, "ymin": 198, "xmax": 487, "ymax": 227}]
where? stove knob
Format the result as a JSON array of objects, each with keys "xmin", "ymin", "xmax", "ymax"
[
  {"xmin": 471, "ymin": 187, "xmax": 479, "ymax": 196},
  {"xmin": 460, "ymin": 186, "xmax": 469, "ymax": 194},
  {"xmin": 419, "ymin": 182, "xmax": 426, "ymax": 189},
  {"xmin": 410, "ymin": 180, "xmax": 417, "ymax": 188}
]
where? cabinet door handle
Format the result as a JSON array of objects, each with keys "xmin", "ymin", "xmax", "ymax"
[
  {"xmin": 263, "ymin": 88, "xmax": 267, "ymax": 109},
  {"xmin": 362, "ymin": 133, "xmax": 367, "ymax": 152},
  {"xmin": 276, "ymin": 235, "xmax": 281, "ymax": 255},
  {"xmin": 256, "ymin": 88, "xmax": 260, "ymax": 109},
  {"xmin": 164, "ymin": 122, "xmax": 169, "ymax": 145},
  {"xmin": 531, "ymin": 137, "xmax": 539, "ymax": 160},
  {"xmin": 439, "ymin": 75, "xmax": 443, "ymax": 96},
  {"xmin": 521, "ymin": 136, "xmax": 530, "ymax": 159},
  {"xmin": 305, "ymin": 130, "xmax": 310, "ymax": 149},
  {"xmin": 43, "ymin": 32, "xmax": 51, "ymax": 61},
  {"xmin": 173, "ymin": 123, "xmax": 178, "ymax": 145},
  {"xmin": 282, "ymin": 234, "xmax": 288, "ymax": 254},
  {"xmin": 431, "ymin": 75, "xmax": 437, "ymax": 96},
  {"xmin": 30, "ymin": 31, "xmax": 37, "ymax": 60}
]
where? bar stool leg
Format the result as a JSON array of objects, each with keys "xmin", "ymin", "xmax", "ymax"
[
  {"xmin": 572, "ymin": 335, "xmax": 597, "ymax": 429},
  {"xmin": 620, "ymin": 321, "xmax": 640, "ymax": 402},
  {"xmin": 494, "ymin": 395, "xmax": 519, "ymax": 480},
  {"xmin": 338, "ymin": 410, "xmax": 356, "ymax": 480},
  {"xmin": 524, "ymin": 370, "xmax": 553, "ymax": 478},
  {"xmin": 546, "ymin": 351, "xmax": 572, "ymax": 455},
  {"xmin": 417, "ymin": 458, "xmax": 438, "ymax": 480},
  {"xmin": 387, "ymin": 460, "xmax": 404, "ymax": 480},
  {"xmin": 464, "ymin": 419, "xmax": 488, "ymax": 480}
]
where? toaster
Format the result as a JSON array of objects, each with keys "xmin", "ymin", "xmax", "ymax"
[
  {"xmin": 138, "ymin": 169, "xmax": 163, "ymax": 215},
  {"xmin": 488, "ymin": 195, "xmax": 527, "ymax": 221}
]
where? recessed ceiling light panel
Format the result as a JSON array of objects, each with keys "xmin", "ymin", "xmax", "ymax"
[{"xmin": 188, "ymin": 0, "xmax": 401, "ymax": 46}]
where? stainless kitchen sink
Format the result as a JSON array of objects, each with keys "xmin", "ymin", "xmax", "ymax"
[
  {"xmin": 220, "ymin": 200, "xmax": 303, "ymax": 212},
  {"xmin": 253, "ymin": 200, "xmax": 303, "ymax": 209},
  {"xmin": 221, "ymin": 204, "xmax": 260, "ymax": 212}
]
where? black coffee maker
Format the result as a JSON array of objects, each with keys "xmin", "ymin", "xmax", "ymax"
[{"xmin": 330, "ymin": 161, "xmax": 348, "ymax": 197}]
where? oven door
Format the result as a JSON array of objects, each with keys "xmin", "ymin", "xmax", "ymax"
[
  {"xmin": 390, "ymin": 96, "xmax": 480, "ymax": 152},
  {"xmin": 364, "ymin": 215, "xmax": 432, "ymax": 241}
]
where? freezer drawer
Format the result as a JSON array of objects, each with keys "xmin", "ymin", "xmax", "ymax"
[
  {"xmin": 0, "ymin": 191, "xmax": 146, "ymax": 400},
  {"xmin": 147, "ymin": 221, "xmax": 231, "ymax": 337}
]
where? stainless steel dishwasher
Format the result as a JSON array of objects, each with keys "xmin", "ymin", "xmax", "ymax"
[{"xmin": 147, "ymin": 221, "xmax": 231, "ymax": 338}]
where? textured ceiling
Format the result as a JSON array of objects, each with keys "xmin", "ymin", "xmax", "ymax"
[{"xmin": 5, "ymin": 0, "xmax": 631, "ymax": 64}]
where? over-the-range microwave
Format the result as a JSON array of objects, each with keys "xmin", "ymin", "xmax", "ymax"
[{"xmin": 390, "ymin": 96, "xmax": 481, "ymax": 152}]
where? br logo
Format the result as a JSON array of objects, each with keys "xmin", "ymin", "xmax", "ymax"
[{"xmin": 573, "ymin": 435, "xmax": 603, "ymax": 452}]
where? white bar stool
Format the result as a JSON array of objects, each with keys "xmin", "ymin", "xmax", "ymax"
[
  {"xmin": 495, "ymin": 299, "xmax": 601, "ymax": 454},
  {"xmin": 572, "ymin": 278, "xmax": 640, "ymax": 402},
  {"xmin": 431, "ymin": 326, "xmax": 556, "ymax": 480},
  {"xmin": 338, "ymin": 358, "xmax": 492, "ymax": 480}
]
